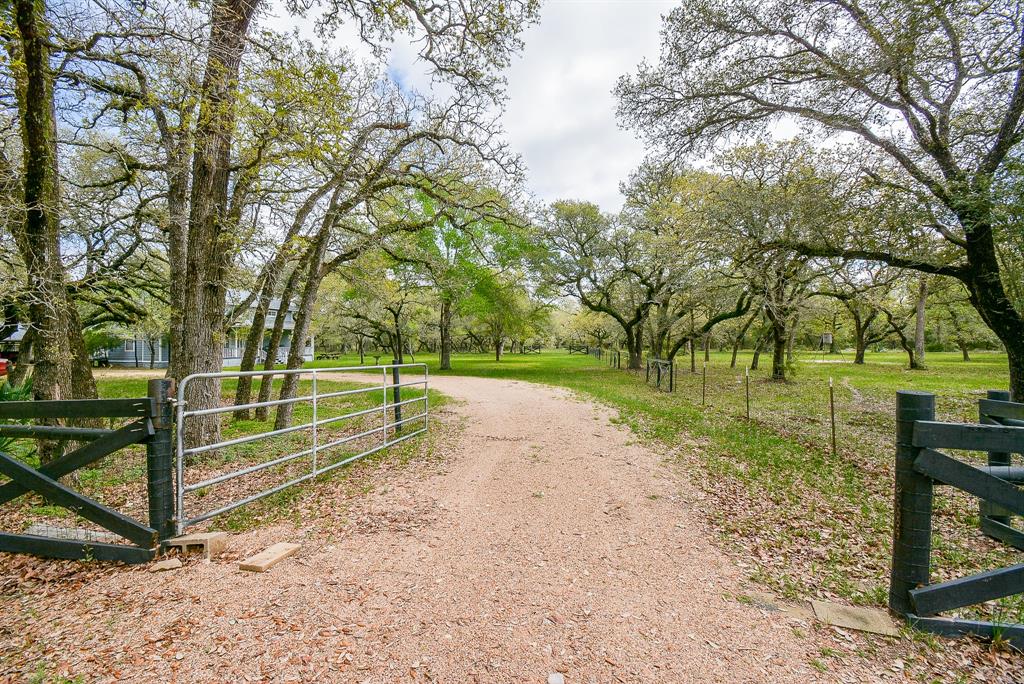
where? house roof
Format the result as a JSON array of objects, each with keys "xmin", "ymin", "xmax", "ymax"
[{"xmin": 0, "ymin": 325, "xmax": 26, "ymax": 343}]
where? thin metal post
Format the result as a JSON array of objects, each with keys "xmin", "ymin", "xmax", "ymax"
[
  {"xmin": 311, "ymin": 370, "xmax": 319, "ymax": 476},
  {"xmin": 392, "ymin": 362, "xmax": 403, "ymax": 436},
  {"xmin": 981, "ymin": 389, "xmax": 1012, "ymax": 526},
  {"xmin": 745, "ymin": 367, "xmax": 750, "ymax": 420},
  {"xmin": 829, "ymin": 377, "xmax": 837, "ymax": 459},
  {"xmin": 174, "ymin": 378, "xmax": 187, "ymax": 536},
  {"xmin": 669, "ymin": 361, "xmax": 674, "ymax": 393},
  {"xmin": 702, "ymin": 362, "xmax": 706, "ymax": 405},
  {"xmin": 381, "ymin": 367, "xmax": 388, "ymax": 442},
  {"xmin": 889, "ymin": 390, "xmax": 935, "ymax": 616},
  {"xmin": 146, "ymin": 378, "xmax": 175, "ymax": 541}
]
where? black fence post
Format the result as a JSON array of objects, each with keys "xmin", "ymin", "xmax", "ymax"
[
  {"xmin": 146, "ymin": 378, "xmax": 175, "ymax": 542},
  {"xmin": 391, "ymin": 361, "xmax": 403, "ymax": 435},
  {"xmin": 981, "ymin": 389, "xmax": 1012, "ymax": 526},
  {"xmin": 889, "ymin": 390, "xmax": 935, "ymax": 616},
  {"xmin": 646, "ymin": 359, "xmax": 650, "ymax": 383},
  {"xmin": 669, "ymin": 361, "xmax": 674, "ymax": 393}
]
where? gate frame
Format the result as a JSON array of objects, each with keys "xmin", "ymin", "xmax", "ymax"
[
  {"xmin": 174, "ymin": 363, "xmax": 429, "ymax": 535},
  {"xmin": 889, "ymin": 390, "xmax": 1024, "ymax": 648},
  {"xmin": 0, "ymin": 379, "xmax": 176, "ymax": 564}
]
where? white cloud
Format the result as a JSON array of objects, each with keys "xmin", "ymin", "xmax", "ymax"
[
  {"xmin": 504, "ymin": 1, "xmax": 674, "ymax": 211},
  {"xmin": 268, "ymin": 0, "xmax": 674, "ymax": 212}
]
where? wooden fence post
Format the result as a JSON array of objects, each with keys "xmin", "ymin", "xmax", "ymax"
[
  {"xmin": 146, "ymin": 378, "xmax": 175, "ymax": 541},
  {"xmin": 889, "ymin": 390, "xmax": 935, "ymax": 616},
  {"xmin": 981, "ymin": 389, "xmax": 1012, "ymax": 526}
]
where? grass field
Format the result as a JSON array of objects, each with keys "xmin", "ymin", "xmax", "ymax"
[{"xmin": 300, "ymin": 348, "xmax": 1021, "ymax": 626}]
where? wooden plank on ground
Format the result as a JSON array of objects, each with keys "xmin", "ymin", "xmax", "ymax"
[
  {"xmin": 913, "ymin": 449, "xmax": 1024, "ymax": 517},
  {"xmin": 913, "ymin": 421, "xmax": 1024, "ymax": 453},
  {"xmin": 810, "ymin": 600, "xmax": 899, "ymax": 637},
  {"xmin": 0, "ymin": 398, "xmax": 154, "ymax": 420},
  {"xmin": 909, "ymin": 564, "xmax": 1024, "ymax": 616},
  {"xmin": 0, "ymin": 419, "xmax": 151, "ymax": 506},
  {"xmin": 239, "ymin": 542, "xmax": 300, "ymax": 572}
]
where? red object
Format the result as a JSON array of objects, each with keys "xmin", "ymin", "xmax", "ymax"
[{"xmin": 0, "ymin": 359, "xmax": 7, "ymax": 377}]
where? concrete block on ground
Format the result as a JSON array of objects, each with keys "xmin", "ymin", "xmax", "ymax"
[
  {"xmin": 239, "ymin": 542, "xmax": 300, "ymax": 573},
  {"xmin": 810, "ymin": 599, "xmax": 899, "ymax": 637},
  {"xmin": 165, "ymin": 532, "xmax": 229, "ymax": 559}
]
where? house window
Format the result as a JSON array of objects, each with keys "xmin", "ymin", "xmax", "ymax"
[{"xmin": 124, "ymin": 339, "xmax": 135, "ymax": 353}]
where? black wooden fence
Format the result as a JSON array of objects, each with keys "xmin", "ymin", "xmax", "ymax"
[
  {"xmin": 645, "ymin": 358, "xmax": 674, "ymax": 392},
  {"xmin": 0, "ymin": 379, "xmax": 174, "ymax": 564},
  {"xmin": 889, "ymin": 390, "xmax": 1024, "ymax": 647}
]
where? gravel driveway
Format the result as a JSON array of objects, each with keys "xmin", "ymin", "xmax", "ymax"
[{"xmin": 3, "ymin": 374, "xmax": 858, "ymax": 683}]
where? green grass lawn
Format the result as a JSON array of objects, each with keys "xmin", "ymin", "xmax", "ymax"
[{"xmin": 302, "ymin": 348, "xmax": 1019, "ymax": 624}]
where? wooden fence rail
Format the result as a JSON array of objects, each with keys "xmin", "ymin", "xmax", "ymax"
[
  {"xmin": 889, "ymin": 390, "xmax": 1024, "ymax": 647},
  {"xmin": 0, "ymin": 379, "xmax": 174, "ymax": 564}
]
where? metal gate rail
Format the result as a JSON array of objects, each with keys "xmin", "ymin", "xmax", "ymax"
[{"xmin": 175, "ymin": 363, "xmax": 428, "ymax": 534}]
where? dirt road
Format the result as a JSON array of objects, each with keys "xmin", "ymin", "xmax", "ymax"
[{"xmin": 3, "ymin": 374, "xmax": 850, "ymax": 683}]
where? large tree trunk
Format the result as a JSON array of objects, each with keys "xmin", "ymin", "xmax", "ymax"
[
  {"xmin": 750, "ymin": 330, "xmax": 768, "ymax": 371},
  {"xmin": 770, "ymin": 322, "xmax": 787, "ymax": 381},
  {"xmin": 914, "ymin": 277, "xmax": 927, "ymax": 369},
  {"xmin": 786, "ymin": 314, "xmax": 799, "ymax": 364},
  {"xmin": 439, "ymin": 299, "xmax": 453, "ymax": 370},
  {"xmin": 763, "ymin": 304, "xmax": 787, "ymax": 380},
  {"xmin": 173, "ymin": 0, "xmax": 260, "ymax": 449},
  {"xmin": 852, "ymin": 312, "xmax": 868, "ymax": 364},
  {"xmin": 9, "ymin": 0, "xmax": 100, "ymax": 463},
  {"xmin": 625, "ymin": 330, "xmax": 643, "ymax": 370},
  {"xmin": 255, "ymin": 260, "xmax": 304, "ymax": 421},
  {"xmin": 274, "ymin": 236, "xmax": 328, "ymax": 430},
  {"xmin": 958, "ymin": 340, "xmax": 970, "ymax": 362},
  {"xmin": 232, "ymin": 275, "xmax": 274, "ymax": 420},
  {"xmin": 731, "ymin": 311, "xmax": 758, "ymax": 369},
  {"xmin": 494, "ymin": 337, "xmax": 503, "ymax": 362}
]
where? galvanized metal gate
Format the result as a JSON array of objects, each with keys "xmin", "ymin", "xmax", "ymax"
[{"xmin": 174, "ymin": 363, "xmax": 428, "ymax": 535}]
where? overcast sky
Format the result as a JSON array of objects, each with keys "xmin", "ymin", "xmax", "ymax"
[
  {"xmin": 277, "ymin": 1, "xmax": 675, "ymax": 212},
  {"xmin": 501, "ymin": 1, "xmax": 675, "ymax": 211}
]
